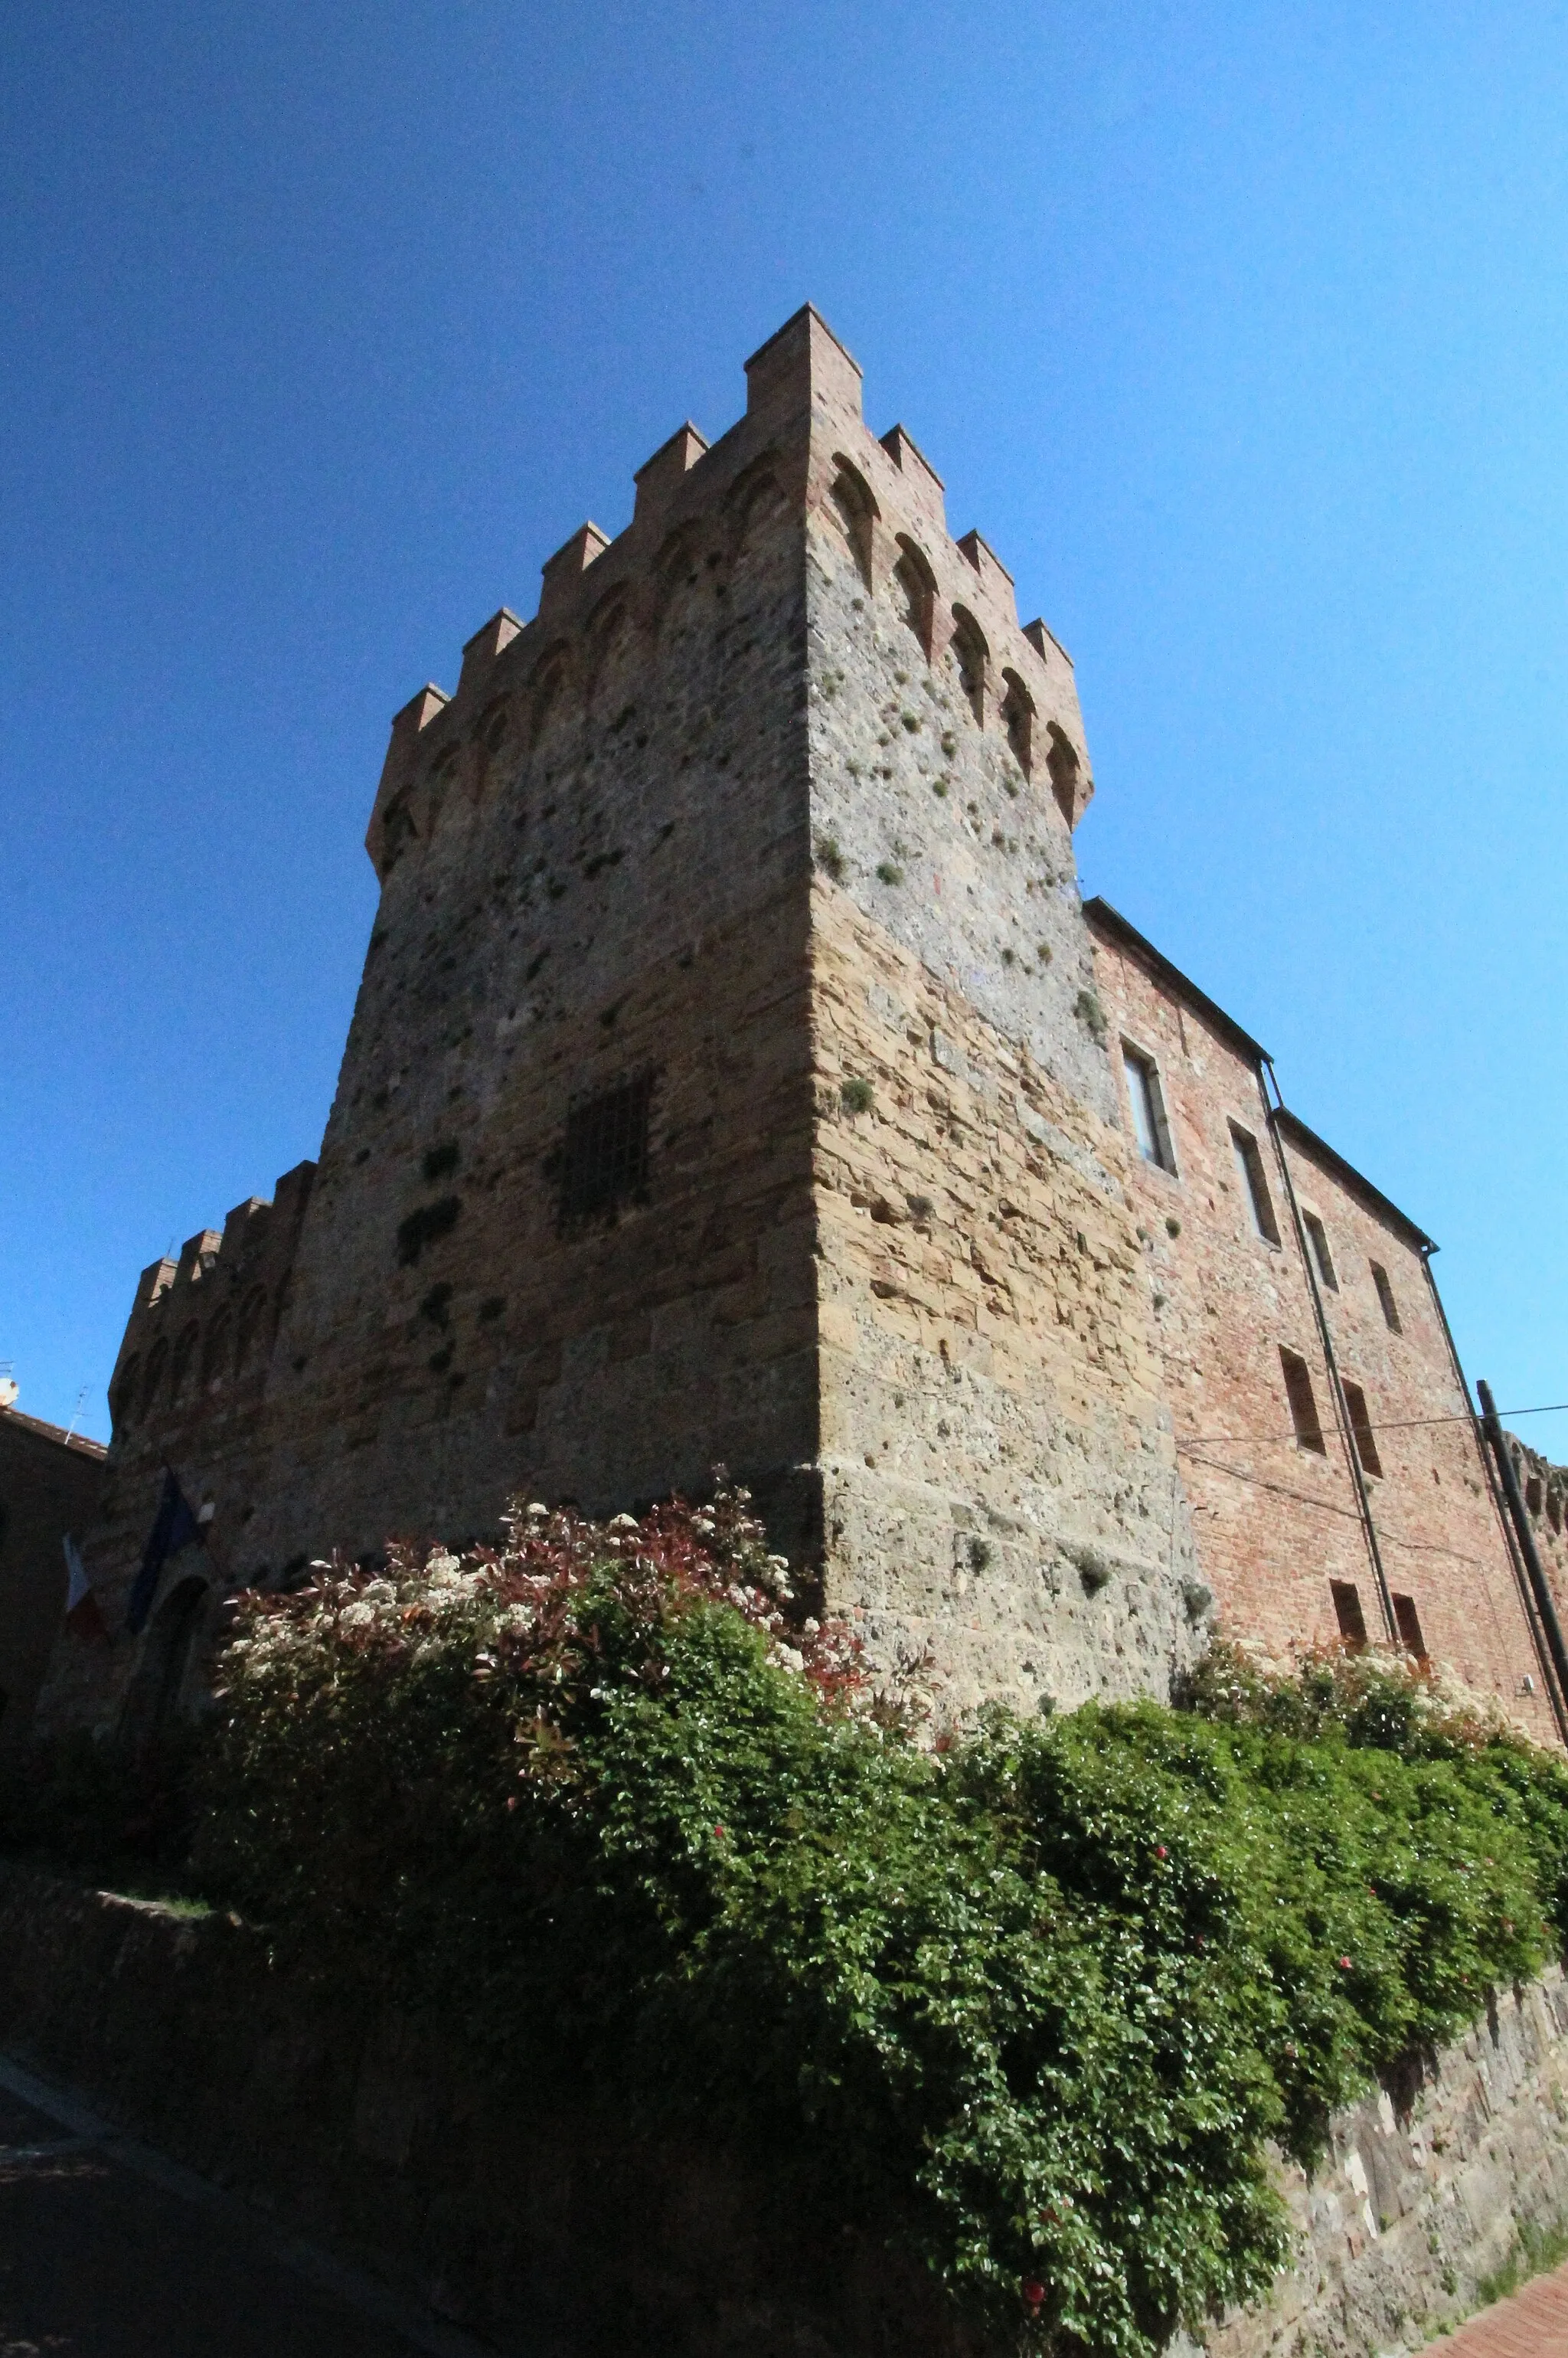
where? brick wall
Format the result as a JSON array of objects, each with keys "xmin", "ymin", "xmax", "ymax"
[{"xmin": 1089, "ymin": 902, "xmax": 1555, "ymax": 1738}]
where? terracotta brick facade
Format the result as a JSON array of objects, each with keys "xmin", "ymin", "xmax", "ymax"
[
  {"xmin": 30, "ymin": 307, "xmax": 1553, "ymax": 1743},
  {"xmin": 1089, "ymin": 901, "xmax": 1557, "ymax": 1740}
]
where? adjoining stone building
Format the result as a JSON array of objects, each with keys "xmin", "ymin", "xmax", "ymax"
[{"xmin": 31, "ymin": 308, "xmax": 1563, "ymax": 1745}]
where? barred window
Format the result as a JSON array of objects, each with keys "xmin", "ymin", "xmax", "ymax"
[{"xmin": 560, "ymin": 1074, "xmax": 653, "ymax": 1222}]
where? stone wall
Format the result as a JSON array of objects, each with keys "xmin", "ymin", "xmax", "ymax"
[
  {"xmin": 1203, "ymin": 1968, "xmax": 1568, "ymax": 2358},
  {"xmin": 808, "ymin": 883, "xmax": 1204, "ymax": 1715},
  {"xmin": 0, "ymin": 1862, "xmax": 978, "ymax": 2358},
  {"xmin": 1089, "ymin": 903, "xmax": 1557, "ymax": 1744},
  {"xmin": 33, "ymin": 1163, "xmax": 315, "ymax": 1741},
  {"xmin": 46, "ymin": 306, "xmax": 1210, "ymax": 1739},
  {"xmin": 2, "ymin": 1859, "xmax": 1565, "ymax": 2358}
]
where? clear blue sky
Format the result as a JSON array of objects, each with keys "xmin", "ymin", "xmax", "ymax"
[{"xmin": 5, "ymin": 1, "xmax": 1567, "ymax": 1452}]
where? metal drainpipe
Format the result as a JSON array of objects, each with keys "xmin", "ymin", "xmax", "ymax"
[
  {"xmin": 1420, "ymin": 1250, "xmax": 1568, "ymax": 1743},
  {"xmin": 1476, "ymin": 1378, "xmax": 1568, "ymax": 1735},
  {"xmin": 1258, "ymin": 1058, "xmax": 1398, "ymax": 1643}
]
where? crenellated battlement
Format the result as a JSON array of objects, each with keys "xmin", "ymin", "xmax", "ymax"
[
  {"xmin": 364, "ymin": 303, "xmax": 1089, "ymax": 882},
  {"xmin": 106, "ymin": 1162, "xmax": 317, "ymax": 1447}
]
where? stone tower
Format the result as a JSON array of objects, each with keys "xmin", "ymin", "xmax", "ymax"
[{"xmin": 68, "ymin": 309, "xmax": 1206, "ymax": 1724}]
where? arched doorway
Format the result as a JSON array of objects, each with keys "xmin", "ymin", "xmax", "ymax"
[{"xmin": 122, "ymin": 1571, "xmax": 210, "ymax": 1750}]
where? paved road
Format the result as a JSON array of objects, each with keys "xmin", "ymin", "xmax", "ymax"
[{"xmin": 0, "ymin": 2064, "xmax": 485, "ymax": 2358}]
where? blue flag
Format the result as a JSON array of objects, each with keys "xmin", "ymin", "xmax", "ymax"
[{"xmin": 126, "ymin": 1470, "xmax": 201, "ymax": 1635}]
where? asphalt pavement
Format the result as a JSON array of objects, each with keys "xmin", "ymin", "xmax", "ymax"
[{"xmin": 0, "ymin": 2058, "xmax": 488, "ymax": 2358}]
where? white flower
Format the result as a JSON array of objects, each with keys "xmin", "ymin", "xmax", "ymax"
[
  {"xmin": 525, "ymin": 1502, "xmax": 548, "ymax": 1519},
  {"xmin": 338, "ymin": 1601, "xmax": 376, "ymax": 1630},
  {"xmin": 607, "ymin": 1513, "xmax": 639, "ymax": 1531},
  {"xmin": 361, "ymin": 1580, "xmax": 396, "ymax": 1605}
]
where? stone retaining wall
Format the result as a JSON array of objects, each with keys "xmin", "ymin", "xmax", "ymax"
[{"xmin": 2, "ymin": 1859, "xmax": 1565, "ymax": 2357}]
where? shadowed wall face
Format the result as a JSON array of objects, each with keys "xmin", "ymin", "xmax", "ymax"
[{"xmin": 0, "ymin": 1411, "xmax": 106, "ymax": 1748}]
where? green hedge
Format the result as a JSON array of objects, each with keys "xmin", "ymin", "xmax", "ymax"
[{"xmin": 175, "ymin": 1490, "xmax": 1568, "ymax": 2356}]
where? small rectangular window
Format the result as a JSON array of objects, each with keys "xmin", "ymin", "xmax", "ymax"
[
  {"xmin": 560, "ymin": 1073, "xmax": 653, "ymax": 1222},
  {"xmin": 1370, "ymin": 1261, "xmax": 1403, "ymax": 1333},
  {"xmin": 1392, "ymin": 1593, "xmax": 1428, "ymax": 1660},
  {"xmin": 1279, "ymin": 1346, "xmax": 1326, "ymax": 1453},
  {"xmin": 1341, "ymin": 1380, "xmax": 1383, "ymax": 1478},
  {"xmin": 1122, "ymin": 1045, "xmax": 1176, "ymax": 1173},
  {"xmin": 1331, "ymin": 1579, "xmax": 1369, "ymax": 1651},
  {"xmin": 1232, "ymin": 1124, "xmax": 1281, "ymax": 1244},
  {"xmin": 1302, "ymin": 1210, "xmax": 1338, "ymax": 1291}
]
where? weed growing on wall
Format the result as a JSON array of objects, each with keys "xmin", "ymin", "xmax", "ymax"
[{"xmin": 185, "ymin": 1519, "xmax": 1568, "ymax": 2357}]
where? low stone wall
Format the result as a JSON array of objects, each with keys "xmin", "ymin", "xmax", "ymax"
[
  {"xmin": 1205, "ymin": 1968, "xmax": 1568, "ymax": 2358},
  {"xmin": 0, "ymin": 1862, "xmax": 975, "ymax": 2358},
  {"xmin": 2, "ymin": 1859, "xmax": 1565, "ymax": 2357}
]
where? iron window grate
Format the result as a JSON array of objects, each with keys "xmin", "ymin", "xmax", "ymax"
[{"xmin": 560, "ymin": 1074, "xmax": 653, "ymax": 1222}]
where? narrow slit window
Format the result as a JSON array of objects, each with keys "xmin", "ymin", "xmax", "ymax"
[
  {"xmin": 560, "ymin": 1073, "xmax": 654, "ymax": 1222},
  {"xmin": 1341, "ymin": 1379, "xmax": 1383, "ymax": 1477},
  {"xmin": 1231, "ymin": 1123, "xmax": 1281, "ymax": 1244},
  {"xmin": 1122, "ymin": 1045, "xmax": 1176, "ymax": 1173},
  {"xmin": 1392, "ymin": 1593, "xmax": 1428, "ymax": 1660},
  {"xmin": 1331, "ymin": 1579, "xmax": 1369, "ymax": 1651},
  {"xmin": 1370, "ymin": 1261, "xmax": 1403, "ymax": 1333},
  {"xmin": 1302, "ymin": 1210, "xmax": 1338, "ymax": 1290},
  {"xmin": 1280, "ymin": 1346, "xmax": 1326, "ymax": 1454}
]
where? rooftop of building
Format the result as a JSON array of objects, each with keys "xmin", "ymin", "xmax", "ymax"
[
  {"xmin": 0, "ymin": 1405, "xmax": 109, "ymax": 1462},
  {"xmin": 1084, "ymin": 893, "xmax": 1436, "ymax": 1253}
]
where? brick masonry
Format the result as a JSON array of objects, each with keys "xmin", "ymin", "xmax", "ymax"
[
  {"xmin": 1089, "ymin": 903, "xmax": 1557, "ymax": 1741},
  {"xmin": 30, "ymin": 306, "xmax": 1549, "ymax": 1742}
]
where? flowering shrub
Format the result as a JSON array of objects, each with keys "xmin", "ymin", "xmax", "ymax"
[{"xmin": 188, "ymin": 1509, "xmax": 1568, "ymax": 2358}]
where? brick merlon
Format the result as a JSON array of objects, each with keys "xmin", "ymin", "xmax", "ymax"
[{"xmin": 743, "ymin": 303, "xmax": 862, "ymax": 424}]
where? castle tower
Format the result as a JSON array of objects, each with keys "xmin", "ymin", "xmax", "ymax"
[{"xmin": 59, "ymin": 310, "xmax": 1207, "ymax": 1724}]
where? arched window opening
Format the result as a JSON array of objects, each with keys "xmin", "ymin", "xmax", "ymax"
[
  {"xmin": 113, "ymin": 1356, "xmax": 141, "ymax": 1431},
  {"xmin": 951, "ymin": 606, "xmax": 988, "ymax": 724},
  {"xmin": 139, "ymin": 1338, "xmax": 168, "ymax": 1420},
  {"xmin": 201, "ymin": 1308, "xmax": 234, "ymax": 1393},
  {"xmin": 828, "ymin": 456, "xmax": 878, "ymax": 591},
  {"xmin": 528, "ymin": 656, "xmax": 569, "ymax": 755},
  {"xmin": 168, "ymin": 1322, "xmax": 200, "ymax": 1408},
  {"xmin": 893, "ymin": 535, "xmax": 936, "ymax": 659},
  {"xmin": 471, "ymin": 698, "xmax": 511, "ymax": 800},
  {"xmin": 1001, "ymin": 669, "xmax": 1034, "ymax": 777},
  {"xmin": 234, "ymin": 1287, "xmax": 270, "ymax": 1375},
  {"xmin": 731, "ymin": 469, "xmax": 787, "ymax": 561},
  {"xmin": 1045, "ymin": 724, "xmax": 1082, "ymax": 827}
]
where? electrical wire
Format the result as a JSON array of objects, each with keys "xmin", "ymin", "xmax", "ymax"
[{"xmin": 1174, "ymin": 1401, "xmax": 1568, "ymax": 1453}]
